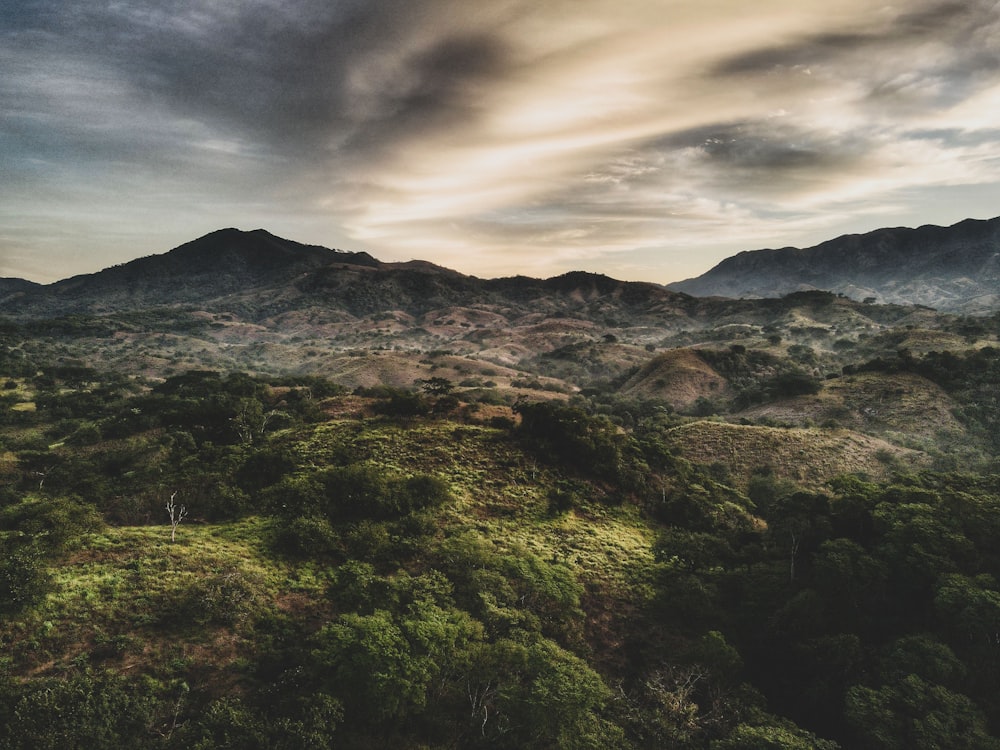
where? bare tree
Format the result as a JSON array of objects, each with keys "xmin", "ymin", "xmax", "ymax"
[
  {"xmin": 32, "ymin": 464, "xmax": 55, "ymax": 490},
  {"xmin": 166, "ymin": 491, "xmax": 187, "ymax": 542}
]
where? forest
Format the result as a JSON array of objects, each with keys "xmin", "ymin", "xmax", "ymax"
[{"xmin": 2, "ymin": 340, "xmax": 1000, "ymax": 748}]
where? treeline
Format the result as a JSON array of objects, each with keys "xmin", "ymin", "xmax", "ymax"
[{"xmin": 632, "ymin": 471, "xmax": 1000, "ymax": 748}]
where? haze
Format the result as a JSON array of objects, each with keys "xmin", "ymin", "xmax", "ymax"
[{"xmin": 3, "ymin": 0, "xmax": 999, "ymax": 284}]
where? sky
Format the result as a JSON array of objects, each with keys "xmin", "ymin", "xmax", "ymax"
[{"xmin": 3, "ymin": 0, "xmax": 1000, "ymax": 285}]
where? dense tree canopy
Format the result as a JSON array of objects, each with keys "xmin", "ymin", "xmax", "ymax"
[{"xmin": 2, "ymin": 363, "xmax": 1000, "ymax": 748}]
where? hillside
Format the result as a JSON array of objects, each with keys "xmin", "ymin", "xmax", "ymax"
[
  {"xmin": 619, "ymin": 349, "xmax": 732, "ymax": 409},
  {"xmin": 0, "ymin": 231, "xmax": 942, "ymax": 379},
  {"xmin": 664, "ymin": 420, "xmax": 930, "ymax": 492},
  {"xmin": 3, "ymin": 224, "xmax": 1000, "ymax": 746},
  {"xmin": 4, "ymin": 229, "xmax": 374, "ymax": 316},
  {"xmin": 3, "ymin": 226, "xmax": 1000, "ymax": 470},
  {"xmin": 668, "ymin": 216, "xmax": 1000, "ymax": 313},
  {"xmin": 736, "ymin": 371, "xmax": 969, "ymax": 448},
  {"xmin": 2, "ymin": 364, "xmax": 1000, "ymax": 748}
]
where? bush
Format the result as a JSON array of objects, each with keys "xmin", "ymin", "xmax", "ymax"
[
  {"xmin": 0, "ymin": 495, "xmax": 104, "ymax": 552},
  {"xmin": 766, "ymin": 371, "xmax": 822, "ymax": 398},
  {"xmin": 161, "ymin": 568, "xmax": 265, "ymax": 629},
  {"xmin": 0, "ymin": 538, "xmax": 51, "ymax": 614},
  {"xmin": 316, "ymin": 464, "xmax": 452, "ymax": 521},
  {"xmin": 273, "ymin": 515, "xmax": 341, "ymax": 558},
  {"xmin": 372, "ymin": 389, "xmax": 430, "ymax": 417},
  {"xmin": 0, "ymin": 672, "xmax": 163, "ymax": 750}
]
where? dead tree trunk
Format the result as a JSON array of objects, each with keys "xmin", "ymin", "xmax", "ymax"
[{"xmin": 166, "ymin": 491, "xmax": 187, "ymax": 542}]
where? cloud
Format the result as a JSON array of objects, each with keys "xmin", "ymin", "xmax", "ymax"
[
  {"xmin": 2, "ymin": 0, "xmax": 1000, "ymax": 283},
  {"xmin": 712, "ymin": 0, "xmax": 1000, "ymax": 111}
]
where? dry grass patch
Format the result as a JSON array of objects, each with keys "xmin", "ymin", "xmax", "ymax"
[
  {"xmin": 621, "ymin": 349, "xmax": 732, "ymax": 409},
  {"xmin": 666, "ymin": 420, "xmax": 929, "ymax": 492}
]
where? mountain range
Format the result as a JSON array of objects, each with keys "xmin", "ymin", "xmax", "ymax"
[
  {"xmin": 5, "ymin": 216, "xmax": 1000, "ymax": 321},
  {"xmin": 668, "ymin": 216, "xmax": 1000, "ymax": 313},
  {"xmin": 6, "ymin": 217, "xmax": 985, "ymax": 499},
  {"xmin": 5, "ymin": 220, "xmax": 1000, "ymax": 749}
]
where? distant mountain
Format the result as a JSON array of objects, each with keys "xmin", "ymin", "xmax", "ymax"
[
  {"xmin": 0, "ymin": 277, "xmax": 42, "ymax": 302},
  {"xmin": 667, "ymin": 216, "xmax": 1000, "ymax": 313},
  {"xmin": 6, "ymin": 228, "xmax": 378, "ymax": 316},
  {"xmin": 0, "ymin": 228, "xmax": 686, "ymax": 323},
  {"xmin": 9, "ymin": 219, "xmax": 1000, "ymax": 322},
  {"xmin": 5, "ymin": 227, "xmax": 984, "ymax": 461},
  {"xmin": 0, "ymin": 226, "xmax": 949, "ymax": 358}
]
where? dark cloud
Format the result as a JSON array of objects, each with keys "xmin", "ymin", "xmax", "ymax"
[
  {"xmin": 675, "ymin": 123, "xmax": 863, "ymax": 170},
  {"xmin": 336, "ymin": 32, "xmax": 511, "ymax": 155},
  {"xmin": 1, "ymin": 0, "xmax": 513, "ymax": 161},
  {"xmin": 711, "ymin": 32, "xmax": 868, "ymax": 76},
  {"xmin": 620, "ymin": 121, "xmax": 875, "ymax": 192},
  {"xmin": 712, "ymin": 0, "xmax": 1000, "ymax": 79}
]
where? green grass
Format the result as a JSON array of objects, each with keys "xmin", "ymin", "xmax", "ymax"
[
  {"xmin": 479, "ymin": 506, "xmax": 655, "ymax": 594},
  {"xmin": 0, "ymin": 517, "xmax": 333, "ymax": 681},
  {"xmin": 0, "ymin": 407, "xmax": 665, "ymax": 687}
]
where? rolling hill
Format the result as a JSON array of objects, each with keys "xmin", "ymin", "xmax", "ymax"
[{"xmin": 3, "ymin": 224, "xmax": 1000, "ymax": 748}]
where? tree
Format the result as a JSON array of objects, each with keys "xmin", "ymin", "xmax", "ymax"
[
  {"xmin": 764, "ymin": 492, "xmax": 832, "ymax": 584},
  {"xmin": 417, "ymin": 377, "xmax": 455, "ymax": 397},
  {"xmin": 713, "ymin": 722, "xmax": 840, "ymax": 749},
  {"xmin": 471, "ymin": 638, "xmax": 615, "ymax": 749},
  {"xmin": 166, "ymin": 491, "xmax": 187, "ymax": 542},
  {"xmin": 845, "ymin": 674, "xmax": 999, "ymax": 750},
  {"xmin": 232, "ymin": 398, "xmax": 286, "ymax": 446},
  {"xmin": 0, "ymin": 538, "xmax": 51, "ymax": 614}
]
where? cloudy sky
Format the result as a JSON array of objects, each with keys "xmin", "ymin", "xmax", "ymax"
[{"xmin": 3, "ymin": 0, "xmax": 1000, "ymax": 284}]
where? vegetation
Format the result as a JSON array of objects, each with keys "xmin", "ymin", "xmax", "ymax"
[
  {"xmin": 1, "ymin": 352, "xmax": 999, "ymax": 749},
  {"xmin": 4, "ymin": 265, "xmax": 1000, "ymax": 748}
]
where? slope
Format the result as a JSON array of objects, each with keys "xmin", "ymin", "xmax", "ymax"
[{"xmin": 664, "ymin": 420, "xmax": 930, "ymax": 492}]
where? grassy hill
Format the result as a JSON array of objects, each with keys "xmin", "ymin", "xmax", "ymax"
[
  {"xmin": 619, "ymin": 349, "xmax": 732, "ymax": 409},
  {"xmin": 663, "ymin": 420, "xmax": 929, "ymax": 493}
]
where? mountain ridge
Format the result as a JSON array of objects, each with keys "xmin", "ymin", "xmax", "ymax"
[
  {"xmin": 4, "ymin": 228, "xmax": 416, "ymax": 317},
  {"xmin": 0, "ymin": 228, "xmax": 688, "ymax": 322},
  {"xmin": 667, "ymin": 215, "xmax": 1000, "ymax": 313},
  {"xmin": 7, "ymin": 215, "xmax": 1000, "ymax": 321}
]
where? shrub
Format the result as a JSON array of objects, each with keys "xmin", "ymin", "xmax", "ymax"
[
  {"xmin": 160, "ymin": 568, "xmax": 265, "ymax": 629},
  {"xmin": 0, "ymin": 495, "xmax": 104, "ymax": 552},
  {"xmin": 273, "ymin": 515, "xmax": 341, "ymax": 558},
  {"xmin": 0, "ymin": 538, "xmax": 51, "ymax": 614},
  {"xmin": 372, "ymin": 389, "xmax": 430, "ymax": 417},
  {"xmin": 766, "ymin": 371, "xmax": 822, "ymax": 398},
  {"xmin": 0, "ymin": 671, "xmax": 162, "ymax": 750}
]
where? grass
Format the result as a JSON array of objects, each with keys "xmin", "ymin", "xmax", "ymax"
[
  {"xmin": 0, "ymin": 413, "xmax": 668, "ymax": 689},
  {"xmin": 478, "ymin": 504, "xmax": 656, "ymax": 595},
  {"xmin": 666, "ymin": 420, "xmax": 929, "ymax": 492},
  {"xmin": 0, "ymin": 517, "xmax": 331, "ymax": 683}
]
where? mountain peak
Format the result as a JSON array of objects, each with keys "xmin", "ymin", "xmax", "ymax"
[{"xmin": 9, "ymin": 229, "xmax": 377, "ymax": 315}]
